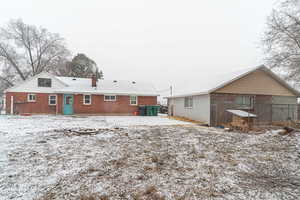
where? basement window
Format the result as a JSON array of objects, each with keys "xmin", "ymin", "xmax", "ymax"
[
  {"xmin": 83, "ymin": 94, "xmax": 92, "ymax": 105},
  {"xmin": 130, "ymin": 96, "xmax": 138, "ymax": 105},
  {"xmin": 104, "ymin": 95, "xmax": 116, "ymax": 101},
  {"xmin": 184, "ymin": 96, "xmax": 193, "ymax": 108},
  {"xmin": 27, "ymin": 94, "xmax": 36, "ymax": 102},
  {"xmin": 38, "ymin": 78, "xmax": 52, "ymax": 87},
  {"xmin": 49, "ymin": 95, "xmax": 57, "ymax": 105},
  {"xmin": 235, "ymin": 96, "xmax": 254, "ymax": 109}
]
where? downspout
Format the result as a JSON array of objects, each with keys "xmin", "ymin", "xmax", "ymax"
[
  {"xmin": 55, "ymin": 94, "xmax": 59, "ymax": 115},
  {"xmin": 55, "ymin": 96, "xmax": 58, "ymax": 115},
  {"xmin": 10, "ymin": 96, "xmax": 14, "ymax": 115},
  {"xmin": 2, "ymin": 93, "xmax": 6, "ymax": 114}
]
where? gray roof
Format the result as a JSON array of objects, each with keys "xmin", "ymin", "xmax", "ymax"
[{"xmin": 55, "ymin": 76, "xmax": 158, "ymax": 96}]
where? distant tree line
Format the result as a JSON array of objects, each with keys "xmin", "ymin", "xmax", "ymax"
[{"xmin": 0, "ymin": 19, "xmax": 103, "ymax": 94}]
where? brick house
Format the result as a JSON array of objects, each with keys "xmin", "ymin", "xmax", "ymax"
[
  {"xmin": 5, "ymin": 72, "xmax": 158, "ymax": 115},
  {"xmin": 167, "ymin": 65, "xmax": 300, "ymax": 126}
]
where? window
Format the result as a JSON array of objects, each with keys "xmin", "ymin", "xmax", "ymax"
[
  {"xmin": 38, "ymin": 78, "xmax": 52, "ymax": 87},
  {"xmin": 235, "ymin": 96, "xmax": 254, "ymax": 109},
  {"xmin": 49, "ymin": 95, "xmax": 57, "ymax": 105},
  {"xmin": 184, "ymin": 96, "xmax": 193, "ymax": 108},
  {"xmin": 83, "ymin": 94, "xmax": 91, "ymax": 105},
  {"xmin": 27, "ymin": 94, "xmax": 36, "ymax": 102},
  {"xmin": 130, "ymin": 96, "xmax": 138, "ymax": 105},
  {"xmin": 104, "ymin": 95, "xmax": 116, "ymax": 101},
  {"xmin": 65, "ymin": 96, "xmax": 72, "ymax": 105}
]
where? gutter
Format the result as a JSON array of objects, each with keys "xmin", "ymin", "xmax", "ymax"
[
  {"xmin": 54, "ymin": 90, "xmax": 160, "ymax": 96},
  {"xmin": 165, "ymin": 92, "xmax": 209, "ymax": 99}
]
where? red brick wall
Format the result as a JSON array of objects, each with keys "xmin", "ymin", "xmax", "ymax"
[
  {"xmin": 73, "ymin": 94, "xmax": 157, "ymax": 114},
  {"xmin": 5, "ymin": 92, "xmax": 63, "ymax": 114},
  {"xmin": 5, "ymin": 92, "xmax": 157, "ymax": 115}
]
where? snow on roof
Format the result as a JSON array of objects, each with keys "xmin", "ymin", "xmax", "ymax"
[
  {"xmin": 167, "ymin": 65, "xmax": 300, "ymax": 98},
  {"xmin": 227, "ymin": 109, "xmax": 257, "ymax": 118},
  {"xmin": 55, "ymin": 76, "xmax": 158, "ymax": 96}
]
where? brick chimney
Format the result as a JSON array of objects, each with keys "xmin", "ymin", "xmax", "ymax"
[{"xmin": 91, "ymin": 75, "xmax": 97, "ymax": 87}]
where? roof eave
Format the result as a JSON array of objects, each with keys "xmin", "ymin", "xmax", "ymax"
[
  {"xmin": 165, "ymin": 91, "xmax": 209, "ymax": 99},
  {"xmin": 54, "ymin": 90, "xmax": 159, "ymax": 96},
  {"xmin": 260, "ymin": 67, "xmax": 300, "ymax": 97}
]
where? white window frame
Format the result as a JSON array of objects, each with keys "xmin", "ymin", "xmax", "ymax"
[
  {"xmin": 104, "ymin": 95, "xmax": 116, "ymax": 102},
  {"xmin": 27, "ymin": 94, "xmax": 36, "ymax": 102},
  {"xmin": 235, "ymin": 96, "xmax": 254, "ymax": 109},
  {"xmin": 130, "ymin": 96, "xmax": 138, "ymax": 105},
  {"xmin": 38, "ymin": 78, "xmax": 52, "ymax": 87},
  {"xmin": 83, "ymin": 94, "xmax": 92, "ymax": 105},
  {"xmin": 48, "ymin": 95, "xmax": 57, "ymax": 106},
  {"xmin": 184, "ymin": 96, "xmax": 193, "ymax": 108}
]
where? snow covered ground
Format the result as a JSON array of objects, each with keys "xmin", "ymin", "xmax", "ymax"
[{"xmin": 0, "ymin": 115, "xmax": 299, "ymax": 200}]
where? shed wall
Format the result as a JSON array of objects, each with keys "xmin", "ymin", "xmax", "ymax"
[
  {"xmin": 168, "ymin": 94, "xmax": 210, "ymax": 124},
  {"xmin": 210, "ymin": 93, "xmax": 298, "ymax": 126},
  {"xmin": 271, "ymin": 96, "xmax": 297, "ymax": 104},
  {"xmin": 215, "ymin": 70, "xmax": 296, "ymax": 96}
]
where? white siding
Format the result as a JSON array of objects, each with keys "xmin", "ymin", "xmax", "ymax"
[
  {"xmin": 168, "ymin": 94, "xmax": 210, "ymax": 124},
  {"xmin": 5, "ymin": 73, "xmax": 66, "ymax": 93}
]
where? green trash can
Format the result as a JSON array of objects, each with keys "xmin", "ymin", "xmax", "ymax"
[
  {"xmin": 152, "ymin": 105, "xmax": 160, "ymax": 116},
  {"xmin": 146, "ymin": 106, "xmax": 154, "ymax": 116},
  {"xmin": 144, "ymin": 105, "xmax": 160, "ymax": 116}
]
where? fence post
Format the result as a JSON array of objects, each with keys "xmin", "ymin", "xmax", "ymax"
[
  {"xmin": 270, "ymin": 104, "xmax": 272, "ymax": 125},
  {"xmin": 288, "ymin": 104, "xmax": 290, "ymax": 120}
]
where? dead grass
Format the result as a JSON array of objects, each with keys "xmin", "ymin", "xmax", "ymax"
[
  {"xmin": 79, "ymin": 194, "xmax": 109, "ymax": 200},
  {"xmin": 167, "ymin": 116, "xmax": 205, "ymax": 124},
  {"xmin": 132, "ymin": 185, "xmax": 166, "ymax": 200},
  {"xmin": 8, "ymin": 125, "xmax": 300, "ymax": 200}
]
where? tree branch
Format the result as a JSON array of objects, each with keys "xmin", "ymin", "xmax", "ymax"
[
  {"xmin": 0, "ymin": 75, "xmax": 14, "ymax": 87},
  {"xmin": 0, "ymin": 44, "xmax": 26, "ymax": 80}
]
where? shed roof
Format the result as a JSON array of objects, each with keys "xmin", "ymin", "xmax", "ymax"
[
  {"xmin": 226, "ymin": 109, "xmax": 257, "ymax": 118},
  {"xmin": 167, "ymin": 65, "xmax": 300, "ymax": 98}
]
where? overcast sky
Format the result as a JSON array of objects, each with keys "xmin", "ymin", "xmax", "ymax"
[{"xmin": 0, "ymin": 0, "xmax": 278, "ymax": 97}]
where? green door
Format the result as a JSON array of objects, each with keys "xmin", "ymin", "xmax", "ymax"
[{"xmin": 63, "ymin": 94, "xmax": 74, "ymax": 115}]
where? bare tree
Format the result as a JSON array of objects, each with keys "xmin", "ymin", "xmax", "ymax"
[
  {"xmin": 262, "ymin": 0, "xmax": 300, "ymax": 81},
  {"xmin": 98, "ymin": 69, "xmax": 104, "ymax": 79},
  {"xmin": 0, "ymin": 19, "xmax": 70, "ymax": 88}
]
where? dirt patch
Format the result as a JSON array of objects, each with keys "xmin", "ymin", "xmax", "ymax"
[{"xmin": 54, "ymin": 127, "xmax": 125, "ymax": 136}]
